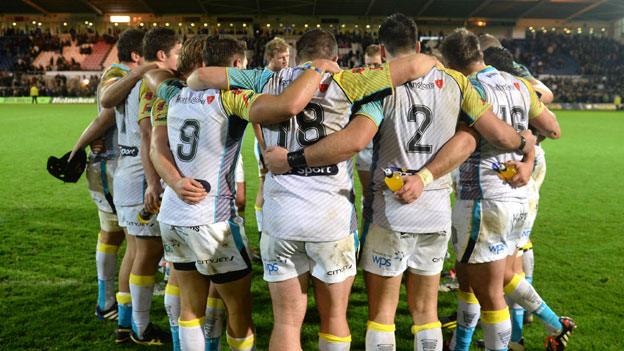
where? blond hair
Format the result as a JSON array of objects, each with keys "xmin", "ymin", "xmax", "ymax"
[{"xmin": 265, "ymin": 37, "xmax": 290, "ymax": 60}]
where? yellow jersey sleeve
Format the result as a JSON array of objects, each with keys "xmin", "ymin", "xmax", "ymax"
[
  {"xmin": 517, "ymin": 77, "xmax": 545, "ymax": 119},
  {"xmin": 220, "ymin": 89, "xmax": 262, "ymax": 121},
  {"xmin": 332, "ymin": 62, "xmax": 394, "ymax": 104},
  {"xmin": 151, "ymin": 97, "xmax": 168, "ymax": 127},
  {"xmin": 138, "ymin": 80, "xmax": 155, "ymax": 123},
  {"xmin": 442, "ymin": 68, "xmax": 491, "ymax": 126},
  {"xmin": 100, "ymin": 65, "xmax": 127, "ymax": 88}
]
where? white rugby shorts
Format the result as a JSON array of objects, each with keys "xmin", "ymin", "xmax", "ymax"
[
  {"xmin": 452, "ymin": 199, "xmax": 528, "ymax": 264},
  {"xmin": 260, "ymin": 233, "xmax": 357, "ymax": 284},
  {"xmin": 360, "ymin": 223, "xmax": 450, "ymax": 276}
]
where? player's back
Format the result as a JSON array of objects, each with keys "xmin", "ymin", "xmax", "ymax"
[
  {"xmin": 369, "ymin": 67, "xmax": 465, "ymax": 232},
  {"xmin": 457, "ymin": 66, "xmax": 532, "ymax": 202},
  {"xmin": 158, "ymin": 81, "xmax": 248, "ymax": 226},
  {"xmin": 113, "ymin": 80, "xmax": 144, "ymax": 207}
]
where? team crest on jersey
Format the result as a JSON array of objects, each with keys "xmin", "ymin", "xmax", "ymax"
[
  {"xmin": 319, "ymin": 83, "xmax": 329, "ymax": 92},
  {"xmin": 206, "ymin": 96, "xmax": 215, "ymax": 104},
  {"xmin": 435, "ymin": 79, "xmax": 444, "ymax": 88},
  {"xmin": 513, "ymin": 82, "xmax": 521, "ymax": 90}
]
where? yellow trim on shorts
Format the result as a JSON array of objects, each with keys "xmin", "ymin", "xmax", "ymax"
[
  {"xmin": 116, "ymin": 292, "xmax": 132, "ymax": 305},
  {"xmin": 367, "ymin": 320, "xmax": 396, "ymax": 332},
  {"xmin": 254, "ymin": 205, "xmax": 263, "ymax": 211},
  {"xmin": 318, "ymin": 332, "xmax": 352, "ymax": 343},
  {"xmin": 227, "ymin": 333, "xmax": 255, "ymax": 349},
  {"xmin": 411, "ymin": 321, "xmax": 442, "ymax": 334},
  {"xmin": 165, "ymin": 284, "xmax": 179, "ymax": 296},
  {"xmin": 503, "ymin": 274, "xmax": 522, "ymax": 295},
  {"xmin": 207, "ymin": 297, "xmax": 225, "ymax": 308},
  {"xmin": 481, "ymin": 308, "xmax": 510, "ymax": 324},
  {"xmin": 96, "ymin": 242, "xmax": 119, "ymax": 254},
  {"xmin": 458, "ymin": 290, "xmax": 479, "ymax": 304},
  {"xmin": 129, "ymin": 274, "xmax": 155, "ymax": 287},
  {"xmin": 178, "ymin": 317, "xmax": 205, "ymax": 328}
]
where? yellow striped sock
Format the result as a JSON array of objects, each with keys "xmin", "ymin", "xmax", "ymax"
[
  {"xmin": 178, "ymin": 317, "xmax": 205, "ymax": 328},
  {"xmin": 116, "ymin": 291, "xmax": 132, "ymax": 305},
  {"xmin": 411, "ymin": 321, "xmax": 442, "ymax": 335},
  {"xmin": 129, "ymin": 274, "xmax": 155, "ymax": 287},
  {"xmin": 504, "ymin": 274, "xmax": 522, "ymax": 295},
  {"xmin": 367, "ymin": 320, "xmax": 396, "ymax": 332},
  {"xmin": 226, "ymin": 333, "xmax": 255, "ymax": 350},
  {"xmin": 458, "ymin": 290, "xmax": 480, "ymax": 304},
  {"xmin": 318, "ymin": 332, "xmax": 352, "ymax": 343},
  {"xmin": 165, "ymin": 283, "xmax": 179, "ymax": 296},
  {"xmin": 481, "ymin": 308, "xmax": 511, "ymax": 325}
]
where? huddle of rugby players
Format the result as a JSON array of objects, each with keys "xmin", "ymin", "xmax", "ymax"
[{"xmin": 69, "ymin": 11, "xmax": 574, "ymax": 351}]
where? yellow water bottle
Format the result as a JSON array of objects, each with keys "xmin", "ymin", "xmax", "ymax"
[
  {"xmin": 496, "ymin": 162, "xmax": 518, "ymax": 181},
  {"xmin": 384, "ymin": 168, "xmax": 404, "ymax": 192}
]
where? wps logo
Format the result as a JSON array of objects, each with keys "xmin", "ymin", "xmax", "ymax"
[
  {"xmin": 265, "ymin": 263, "xmax": 279, "ymax": 274},
  {"xmin": 372, "ymin": 255, "xmax": 391, "ymax": 268},
  {"xmin": 489, "ymin": 243, "xmax": 507, "ymax": 255}
]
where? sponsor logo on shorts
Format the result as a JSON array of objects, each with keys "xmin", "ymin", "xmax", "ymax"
[
  {"xmin": 119, "ymin": 145, "xmax": 139, "ymax": 157},
  {"xmin": 327, "ymin": 263, "xmax": 353, "ymax": 276},
  {"xmin": 372, "ymin": 255, "xmax": 392, "ymax": 268},
  {"xmin": 513, "ymin": 212, "xmax": 528, "ymax": 224},
  {"xmin": 198, "ymin": 256, "xmax": 234, "ymax": 264},
  {"xmin": 265, "ymin": 263, "xmax": 279, "ymax": 274},
  {"xmin": 431, "ymin": 256, "xmax": 444, "ymax": 263},
  {"xmin": 286, "ymin": 165, "xmax": 339, "ymax": 177},
  {"xmin": 489, "ymin": 243, "xmax": 507, "ymax": 255}
]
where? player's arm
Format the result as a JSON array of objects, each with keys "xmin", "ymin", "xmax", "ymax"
[
  {"xmin": 264, "ymin": 101, "xmax": 382, "ymax": 174},
  {"xmin": 138, "ymin": 86, "xmax": 162, "ymax": 213},
  {"xmin": 100, "ymin": 63, "xmax": 158, "ymax": 108},
  {"xmin": 513, "ymin": 62, "xmax": 554, "ymax": 103},
  {"xmin": 395, "ymin": 124, "xmax": 479, "ymax": 203},
  {"xmin": 248, "ymin": 63, "xmax": 340, "ymax": 124},
  {"xmin": 507, "ymin": 143, "xmax": 535, "ymax": 188},
  {"xmin": 187, "ymin": 59, "xmax": 339, "ymax": 91},
  {"xmin": 69, "ymin": 107, "xmax": 116, "ymax": 160},
  {"xmin": 521, "ymin": 78, "xmax": 561, "ymax": 139},
  {"xmin": 144, "ymin": 68, "xmax": 176, "ymax": 93},
  {"xmin": 388, "ymin": 53, "xmax": 439, "ymax": 87}
]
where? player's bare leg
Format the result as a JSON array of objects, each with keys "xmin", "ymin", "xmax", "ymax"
[
  {"xmin": 364, "ymin": 272, "xmax": 401, "ymax": 349},
  {"xmin": 236, "ymin": 181, "xmax": 246, "ymax": 219},
  {"xmin": 314, "ymin": 275, "xmax": 355, "ymax": 350},
  {"xmin": 176, "ymin": 269, "xmax": 210, "ymax": 351},
  {"xmin": 406, "ymin": 273, "xmax": 443, "ymax": 350},
  {"xmin": 268, "ymin": 274, "xmax": 309, "ymax": 351},
  {"xmin": 213, "ymin": 273, "xmax": 255, "ymax": 350},
  {"xmin": 466, "ymin": 260, "xmax": 511, "ymax": 351}
]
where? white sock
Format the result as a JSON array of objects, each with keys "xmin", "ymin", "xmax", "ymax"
[
  {"xmin": 504, "ymin": 274, "xmax": 562, "ymax": 335},
  {"xmin": 449, "ymin": 291, "xmax": 481, "ymax": 351},
  {"xmin": 129, "ymin": 274, "xmax": 155, "ymax": 338},
  {"xmin": 96, "ymin": 235, "xmax": 118, "ymax": 310},
  {"xmin": 254, "ymin": 206, "xmax": 263, "ymax": 233},
  {"xmin": 412, "ymin": 322, "xmax": 442, "ymax": 351},
  {"xmin": 481, "ymin": 309, "xmax": 511, "ymax": 351},
  {"xmin": 319, "ymin": 333, "xmax": 351, "ymax": 351},
  {"xmin": 227, "ymin": 333, "xmax": 255, "ymax": 351},
  {"xmin": 365, "ymin": 320, "xmax": 395, "ymax": 350},
  {"xmin": 179, "ymin": 317, "xmax": 205, "ymax": 351},
  {"xmin": 205, "ymin": 297, "xmax": 225, "ymax": 350},
  {"xmin": 164, "ymin": 284, "xmax": 181, "ymax": 351}
]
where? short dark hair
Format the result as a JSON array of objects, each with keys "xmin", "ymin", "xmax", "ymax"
[
  {"xmin": 202, "ymin": 38, "xmax": 247, "ymax": 66},
  {"xmin": 178, "ymin": 35, "xmax": 208, "ymax": 76},
  {"xmin": 379, "ymin": 13, "xmax": 418, "ymax": 55},
  {"xmin": 117, "ymin": 28, "xmax": 144, "ymax": 62},
  {"xmin": 295, "ymin": 29, "xmax": 337, "ymax": 62},
  {"xmin": 440, "ymin": 28, "xmax": 482, "ymax": 70},
  {"xmin": 483, "ymin": 47, "xmax": 515, "ymax": 74},
  {"xmin": 142, "ymin": 27, "xmax": 179, "ymax": 62}
]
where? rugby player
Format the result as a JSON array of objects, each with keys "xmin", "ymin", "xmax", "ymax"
[
  {"xmin": 356, "ymin": 44, "xmax": 383, "ymax": 205},
  {"xmin": 99, "ymin": 27, "xmax": 181, "ymax": 346},
  {"xmin": 185, "ymin": 28, "xmax": 461, "ymax": 351},
  {"xmin": 144, "ymin": 36, "xmax": 339, "ymax": 351},
  {"xmin": 262, "ymin": 14, "xmax": 537, "ymax": 351},
  {"xmin": 440, "ymin": 28, "xmax": 571, "ymax": 351},
  {"xmin": 67, "ymin": 29, "xmax": 146, "ymax": 323},
  {"xmin": 251, "ymin": 36, "xmax": 292, "ymax": 260}
]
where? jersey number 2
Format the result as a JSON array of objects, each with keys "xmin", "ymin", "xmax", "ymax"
[
  {"xmin": 407, "ymin": 104, "xmax": 433, "ymax": 153},
  {"xmin": 177, "ymin": 119, "xmax": 200, "ymax": 161}
]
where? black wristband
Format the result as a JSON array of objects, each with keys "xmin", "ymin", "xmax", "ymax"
[
  {"xmin": 517, "ymin": 135, "xmax": 526, "ymax": 153},
  {"xmin": 287, "ymin": 149, "xmax": 307, "ymax": 168}
]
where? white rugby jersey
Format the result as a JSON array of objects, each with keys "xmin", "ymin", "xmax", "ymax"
[
  {"xmin": 456, "ymin": 66, "xmax": 545, "ymax": 202},
  {"xmin": 92, "ymin": 64, "xmax": 126, "ymax": 162},
  {"xmin": 155, "ymin": 79, "xmax": 260, "ymax": 226},
  {"xmin": 113, "ymin": 80, "xmax": 146, "ymax": 207},
  {"xmin": 364, "ymin": 67, "xmax": 490, "ymax": 233},
  {"xmin": 227, "ymin": 64, "xmax": 394, "ymax": 241}
]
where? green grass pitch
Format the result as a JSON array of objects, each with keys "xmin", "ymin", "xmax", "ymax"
[{"xmin": 0, "ymin": 104, "xmax": 622, "ymax": 350}]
